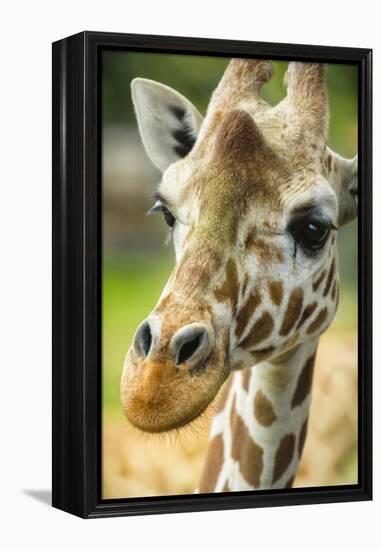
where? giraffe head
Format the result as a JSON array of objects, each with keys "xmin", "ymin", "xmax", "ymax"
[{"xmin": 121, "ymin": 60, "xmax": 357, "ymax": 433}]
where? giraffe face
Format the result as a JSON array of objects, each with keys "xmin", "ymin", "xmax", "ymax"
[
  {"xmin": 146, "ymin": 122, "xmax": 339, "ymax": 359},
  {"xmin": 121, "ymin": 61, "xmax": 357, "ymax": 433}
]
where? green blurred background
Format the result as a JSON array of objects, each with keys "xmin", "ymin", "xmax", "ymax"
[{"xmin": 102, "ymin": 52, "xmax": 358, "ymax": 498}]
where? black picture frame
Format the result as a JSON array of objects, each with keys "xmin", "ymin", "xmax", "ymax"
[{"xmin": 52, "ymin": 31, "xmax": 372, "ymax": 519}]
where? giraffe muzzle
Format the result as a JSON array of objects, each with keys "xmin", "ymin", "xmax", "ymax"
[{"xmin": 121, "ymin": 317, "xmax": 229, "ymax": 433}]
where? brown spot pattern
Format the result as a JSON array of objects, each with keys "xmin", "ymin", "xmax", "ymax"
[
  {"xmin": 244, "ymin": 227, "xmax": 257, "ymax": 250},
  {"xmin": 235, "ymin": 289, "xmax": 262, "ymax": 340},
  {"xmin": 296, "ymin": 302, "xmax": 318, "ymax": 330},
  {"xmin": 254, "ymin": 390, "xmax": 277, "ymax": 426},
  {"xmin": 268, "ymin": 280, "xmax": 283, "ymax": 306},
  {"xmin": 240, "ymin": 311, "xmax": 274, "ymax": 349},
  {"xmin": 298, "ymin": 418, "xmax": 308, "ymax": 457},
  {"xmin": 270, "ymin": 342, "xmax": 299, "ymax": 365},
  {"xmin": 327, "ymin": 153, "xmax": 332, "ymax": 172},
  {"xmin": 330, "ymin": 279, "xmax": 337, "ymax": 301},
  {"xmin": 285, "ymin": 475, "xmax": 295, "ymax": 488},
  {"xmin": 199, "ymin": 434, "xmax": 224, "ymax": 492},
  {"xmin": 312, "ymin": 270, "xmax": 326, "ymax": 292},
  {"xmin": 306, "ymin": 307, "xmax": 328, "ymax": 334},
  {"xmin": 241, "ymin": 272, "xmax": 249, "ymax": 298},
  {"xmin": 251, "ymin": 346, "xmax": 276, "ymax": 362},
  {"xmin": 241, "ymin": 368, "xmax": 251, "ymax": 392},
  {"xmin": 272, "ymin": 434, "xmax": 295, "ymax": 483},
  {"xmin": 231, "ymin": 396, "xmax": 264, "ymax": 487},
  {"xmin": 215, "ymin": 258, "xmax": 239, "ymax": 311},
  {"xmin": 279, "ymin": 287, "xmax": 304, "ymax": 336},
  {"xmin": 215, "ymin": 374, "xmax": 233, "ymax": 414},
  {"xmin": 323, "ymin": 259, "xmax": 336, "ymax": 297},
  {"xmin": 251, "ymin": 238, "xmax": 284, "ymax": 264},
  {"xmin": 291, "ymin": 354, "xmax": 315, "ymax": 408}
]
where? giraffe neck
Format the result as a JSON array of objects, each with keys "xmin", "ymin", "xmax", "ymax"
[{"xmin": 199, "ymin": 338, "xmax": 319, "ymax": 492}]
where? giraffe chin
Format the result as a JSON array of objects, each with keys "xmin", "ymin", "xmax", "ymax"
[{"xmin": 120, "ymin": 351, "xmax": 229, "ymax": 433}]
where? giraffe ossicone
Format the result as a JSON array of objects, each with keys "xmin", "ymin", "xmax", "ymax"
[{"xmin": 120, "ymin": 59, "xmax": 358, "ymax": 490}]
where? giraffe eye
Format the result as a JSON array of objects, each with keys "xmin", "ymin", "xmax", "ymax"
[
  {"xmin": 149, "ymin": 201, "xmax": 176, "ymax": 228},
  {"xmin": 289, "ymin": 217, "xmax": 332, "ymax": 256},
  {"xmin": 161, "ymin": 206, "xmax": 176, "ymax": 228}
]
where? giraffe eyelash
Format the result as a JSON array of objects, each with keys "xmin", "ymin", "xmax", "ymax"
[
  {"xmin": 148, "ymin": 201, "xmax": 177, "ymax": 226},
  {"xmin": 147, "ymin": 201, "xmax": 177, "ymax": 245},
  {"xmin": 165, "ymin": 226, "xmax": 175, "ymax": 245}
]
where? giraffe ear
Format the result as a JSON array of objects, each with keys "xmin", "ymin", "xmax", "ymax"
[
  {"xmin": 131, "ymin": 78, "xmax": 203, "ymax": 173},
  {"xmin": 336, "ymin": 155, "xmax": 358, "ymax": 226}
]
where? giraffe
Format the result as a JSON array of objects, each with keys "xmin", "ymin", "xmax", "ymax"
[{"xmin": 120, "ymin": 59, "xmax": 358, "ymax": 491}]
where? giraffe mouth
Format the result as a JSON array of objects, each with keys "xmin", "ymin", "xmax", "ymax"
[{"xmin": 120, "ymin": 342, "xmax": 230, "ymax": 433}]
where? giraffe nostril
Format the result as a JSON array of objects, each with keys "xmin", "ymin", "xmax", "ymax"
[
  {"xmin": 134, "ymin": 320, "xmax": 153, "ymax": 358},
  {"xmin": 172, "ymin": 325, "xmax": 212, "ymax": 367},
  {"xmin": 177, "ymin": 333, "xmax": 203, "ymax": 365}
]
